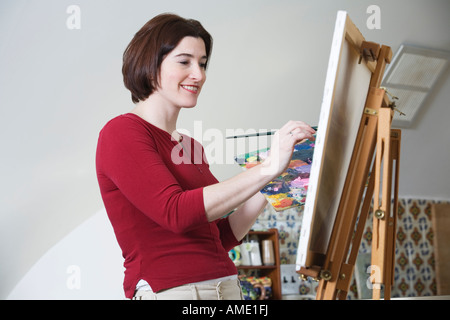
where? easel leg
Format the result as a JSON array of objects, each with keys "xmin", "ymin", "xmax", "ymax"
[
  {"xmin": 371, "ymin": 107, "xmax": 391, "ymax": 299},
  {"xmin": 371, "ymin": 109, "xmax": 400, "ymax": 300},
  {"xmin": 383, "ymin": 130, "xmax": 401, "ymax": 299},
  {"xmin": 336, "ymin": 167, "xmax": 376, "ymax": 300}
]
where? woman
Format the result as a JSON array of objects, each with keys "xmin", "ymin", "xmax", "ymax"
[{"xmin": 96, "ymin": 13, "xmax": 315, "ymax": 300}]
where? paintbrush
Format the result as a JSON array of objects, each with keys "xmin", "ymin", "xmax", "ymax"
[{"xmin": 226, "ymin": 126, "xmax": 318, "ymax": 139}]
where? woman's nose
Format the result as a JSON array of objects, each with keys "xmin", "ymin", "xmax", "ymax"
[{"xmin": 189, "ymin": 65, "xmax": 205, "ymax": 82}]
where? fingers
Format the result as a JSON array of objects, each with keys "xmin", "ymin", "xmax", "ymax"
[
  {"xmin": 266, "ymin": 121, "xmax": 315, "ymax": 177},
  {"xmin": 271, "ymin": 120, "xmax": 316, "ymax": 151},
  {"xmin": 280, "ymin": 120, "xmax": 316, "ymax": 142},
  {"xmin": 290, "ymin": 129, "xmax": 315, "ymax": 143},
  {"xmin": 280, "ymin": 120, "xmax": 315, "ymax": 136}
]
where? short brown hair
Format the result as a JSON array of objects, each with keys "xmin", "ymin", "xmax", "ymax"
[{"xmin": 122, "ymin": 13, "xmax": 213, "ymax": 103}]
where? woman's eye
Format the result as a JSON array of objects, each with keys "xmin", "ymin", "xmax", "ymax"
[{"xmin": 178, "ymin": 60, "xmax": 206, "ymax": 69}]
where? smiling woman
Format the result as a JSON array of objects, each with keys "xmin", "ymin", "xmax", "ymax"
[{"xmin": 96, "ymin": 13, "xmax": 315, "ymax": 300}]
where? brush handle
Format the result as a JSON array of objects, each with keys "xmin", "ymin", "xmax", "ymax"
[{"xmin": 226, "ymin": 126, "xmax": 317, "ymax": 139}]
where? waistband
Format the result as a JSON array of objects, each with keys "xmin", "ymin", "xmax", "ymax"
[
  {"xmin": 133, "ymin": 276, "xmax": 242, "ymax": 300},
  {"xmin": 136, "ymin": 274, "xmax": 238, "ymax": 292}
]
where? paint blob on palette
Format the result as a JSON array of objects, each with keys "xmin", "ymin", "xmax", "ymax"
[{"xmin": 235, "ymin": 137, "xmax": 315, "ymax": 211}]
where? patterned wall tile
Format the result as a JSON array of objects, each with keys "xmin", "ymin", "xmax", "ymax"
[{"xmin": 253, "ymin": 198, "xmax": 449, "ymax": 299}]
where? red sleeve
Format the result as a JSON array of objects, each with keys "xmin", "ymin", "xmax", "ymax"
[
  {"xmin": 215, "ymin": 217, "xmax": 242, "ymax": 252},
  {"xmin": 96, "ymin": 117, "xmax": 208, "ymax": 234}
]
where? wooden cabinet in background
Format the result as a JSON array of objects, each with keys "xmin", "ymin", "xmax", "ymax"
[{"xmin": 237, "ymin": 228, "xmax": 282, "ymax": 300}]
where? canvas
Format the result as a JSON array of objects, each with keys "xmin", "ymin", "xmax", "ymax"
[{"xmin": 296, "ymin": 11, "xmax": 373, "ymax": 268}]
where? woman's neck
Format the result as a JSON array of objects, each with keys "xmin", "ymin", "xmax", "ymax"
[{"xmin": 131, "ymin": 94, "xmax": 182, "ymax": 140}]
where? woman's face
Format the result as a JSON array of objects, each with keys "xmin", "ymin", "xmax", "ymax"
[{"xmin": 156, "ymin": 36, "xmax": 207, "ymax": 109}]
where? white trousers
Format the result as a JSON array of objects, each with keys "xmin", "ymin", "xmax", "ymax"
[{"xmin": 132, "ymin": 278, "xmax": 243, "ymax": 300}]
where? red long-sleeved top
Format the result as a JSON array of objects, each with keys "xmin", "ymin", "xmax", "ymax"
[{"xmin": 96, "ymin": 113, "xmax": 239, "ymax": 299}]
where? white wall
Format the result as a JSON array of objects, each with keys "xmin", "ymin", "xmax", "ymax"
[
  {"xmin": 2, "ymin": 0, "xmax": 449, "ymax": 299},
  {"xmin": 7, "ymin": 209, "xmax": 124, "ymax": 299}
]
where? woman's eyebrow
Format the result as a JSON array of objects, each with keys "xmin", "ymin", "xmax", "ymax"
[{"xmin": 175, "ymin": 53, "xmax": 207, "ymax": 60}]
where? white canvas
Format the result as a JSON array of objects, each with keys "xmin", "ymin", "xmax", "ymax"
[{"xmin": 296, "ymin": 11, "xmax": 372, "ymax": 269}]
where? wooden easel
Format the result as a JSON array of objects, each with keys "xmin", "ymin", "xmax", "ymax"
[{"xmin": 298, "ymin": 42, "xmax": 402, "ymax": 300}]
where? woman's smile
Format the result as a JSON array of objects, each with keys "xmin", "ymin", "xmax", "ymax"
[{"xmin": 180, "ymin": 84, "xmax": 200, "ymax": 94}]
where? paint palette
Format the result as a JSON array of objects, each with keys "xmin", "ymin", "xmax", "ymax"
[{"xmin": 235, "ymin": 137, "xmax": 315, "ymax": 211}]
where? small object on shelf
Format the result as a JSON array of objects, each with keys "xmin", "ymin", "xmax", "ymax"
[
  {"xmin": 249, "ymin": 240, "xmax": 262, "ymax": 266},
  {"xmin": 262, "ymin": 240, "xmax": 275, "ymax": 266},
  {"xmin": 228, "ymin": 246, "xmax": 241, "ymax": 266}
]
